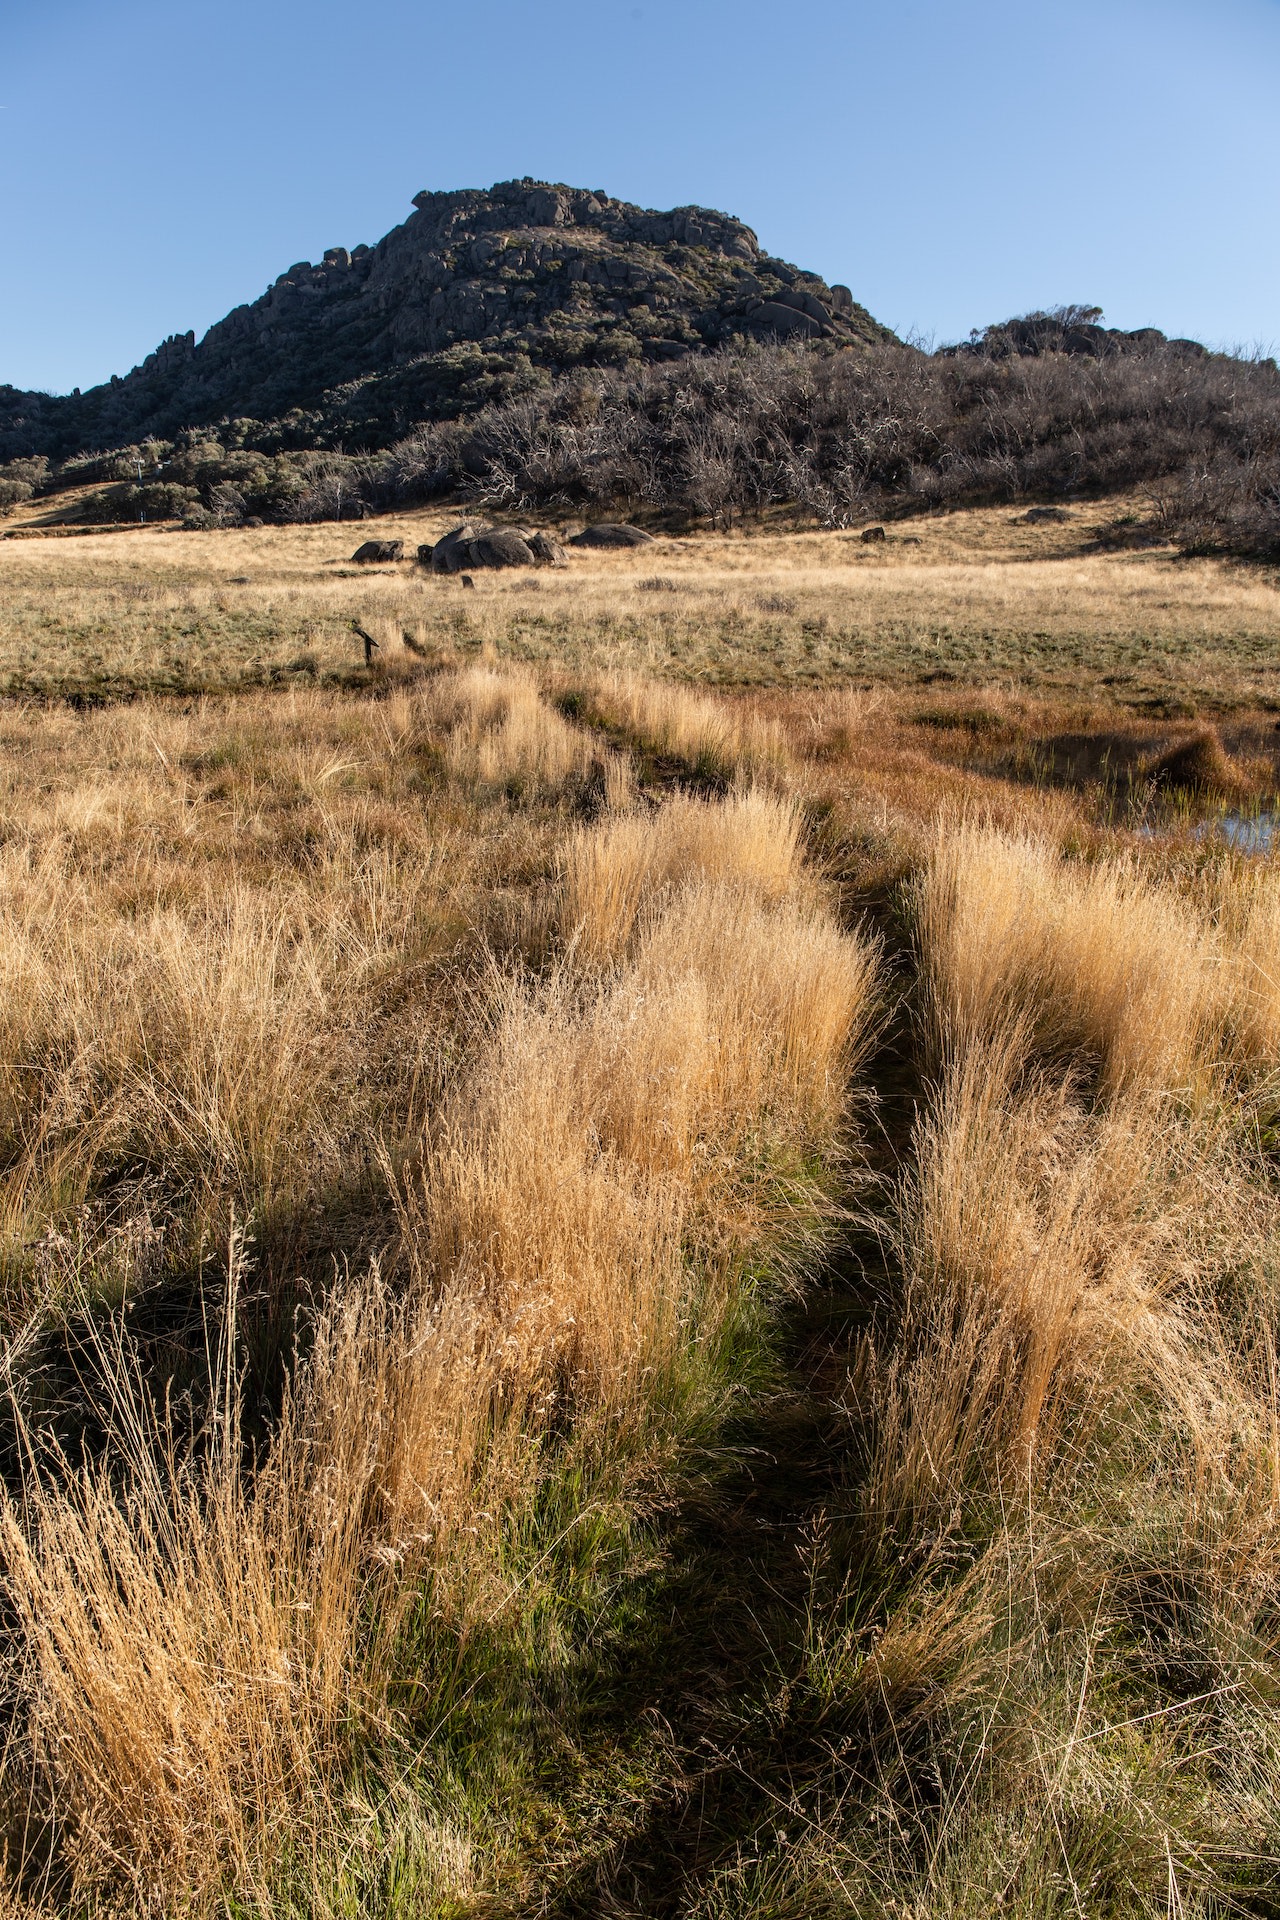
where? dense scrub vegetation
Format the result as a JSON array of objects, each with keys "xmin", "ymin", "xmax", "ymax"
[
  {"xmin": 421, "ymin": 321, "xmax": 1280, "ymax": 558},
  {"xmin": 9, "ymin": 315, "xmax": 1278, "ymax": 560}
]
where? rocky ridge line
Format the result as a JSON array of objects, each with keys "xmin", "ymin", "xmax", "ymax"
[{"xmin": 0, "ymin": 179, "xmax": 892, "ymax": 461}]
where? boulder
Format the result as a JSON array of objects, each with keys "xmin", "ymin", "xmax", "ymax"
[
  {"xmin": 429, "ymin": 524, "xmax": 546, "ymax": 571},
  {"xmin": 430, "ymin": 523, "xmax": 480, "ymax": 573},
  {"xmin": 350, "ymin": 539, "xmax": 404, "ymax": 563},
  {"xmin": 776, "ymin": 286, "xmax": 832, "ymax": 325},
  {"xmin": 467, "ymin": 529, "xmax": 537, "ymax": 569},
  {"xmin": 743, "ymin": 301, "xmax": 825, "ymax": 342},
  {"xmin": 569, "ymin": 522, "xmax": 654, "ymax": 549},
  {"xmin": 1020, "ymin": 506, "xmax": 1071, "ymax": 524},
  {"xmin": 861, "ymin": 525, "xmax": 886, "ymax": 543},
  {"xmin": 529, "ymin": 530, "xmax": 568, "ymax": 567}
]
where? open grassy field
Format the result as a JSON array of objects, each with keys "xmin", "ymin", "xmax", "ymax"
[
  {"xmin": 3, "ymin": 493, "xmax": 1280, "ymax": 708},
  {"xmin": 1, "ymin": 504, "xmax": 1280, "ymax": 1917}
]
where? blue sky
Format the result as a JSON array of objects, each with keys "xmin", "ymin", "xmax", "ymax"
[{"xmin": 1, "ymin": 0, "xmax": 1277, "ymax": 395}]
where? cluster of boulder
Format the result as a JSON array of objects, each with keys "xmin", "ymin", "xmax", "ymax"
[
  {"xmin": 351, "ymin": 521, "xmax": 654, "ymax": 571},
  {"xmin": 420, "ymin": 524, "xmax": 567, "ymax": 572},
  {"xmin": 739, "ymin": 283, "xmax": 857, "ymax": 344}
]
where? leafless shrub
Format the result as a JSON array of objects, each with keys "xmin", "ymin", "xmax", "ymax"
[{"xmin": 374, "ymin": 337, "xmax": 1280, "ymax": 556}]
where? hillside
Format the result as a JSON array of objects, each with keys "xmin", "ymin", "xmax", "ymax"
[
  {"xmin": 2, "ymin": 186, "xmax": 1275, "ymax": 561},
  {"xmin": 0, "ymin": 179, "xmax": 891, "ymax": 461}
]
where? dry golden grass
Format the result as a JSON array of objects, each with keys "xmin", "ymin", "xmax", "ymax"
[
  {"xmin": 0, "ymin": 678, "xmax": 628, "ymax": 1353},
  {"xmin": 425, "ymin": 662, "xmax": 597, "ymax": 788},
  {"xmin": 557, "ymin": 787, "xmax": 806, "ymax": 963},
  {"xmin": 1, "ymin": 1247, "xmax": 512, "ymax": 1906},
  {"xmin": 0, "ymin": 695, "xmax": 879, "ymax": 1910},
  {"xmin": 916, "ymin": 823, "xmax": 1214, "ymax": 1092},
  {"xmin": 870, "ymin": 1038, "xmax": 1203, "ymax": 1526},
  {"xmin": 0, "ymin": 631, "xmax": 1277, "ymax": 1914},
  {"xmin": 3, "ymin": 495, "xmax": 1280, "ymax": 706},
  {"xmin": 833, "ymin": 807, "xmax": 1280, "ymax": 1918},
  {"xmin": 577, "ymin": 671, "xmax": 789, "ymax": 779},
  {"xmin": 916, "ymin": 820, "xmax": 1280, "ymax": 1094}
]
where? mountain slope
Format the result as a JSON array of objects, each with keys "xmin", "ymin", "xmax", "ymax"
[{"xmin": 0, "ymin": 180, "xmax": 892, "ymax": 460}]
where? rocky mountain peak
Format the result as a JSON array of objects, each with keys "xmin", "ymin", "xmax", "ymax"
[{"xmin": 0, "ymin": 180, "xmax": 892, "ymax": 461}]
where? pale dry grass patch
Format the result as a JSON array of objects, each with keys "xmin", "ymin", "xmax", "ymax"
[
  {"xmin": 0, "ymin": 688, "xmax": 511, "ymax": 1320},
  {"xmin": 869, "ymin": 1035, "xmax": 1210, "ymax": 1529},
  {"xmin": 419, "ymin": 869, "xmax": 876, "ymax": 1398},
  {"xmin": 411, "ymin": 971, "xmax": 691, "ymax": 1412},
  {"xmin": 558, "ymin": 787, "xmax": 806, "ymax": 963},
  {"xmin": 850, "ymin": 1058, "xmax": 1280, "ymax": 1917},
  {"xmin": 0, "ymin": 779, "xmax": 879, "ymax": 1910},
  {"xmin": 1207, "ymin": 862, "xmax": 1280, "ymax": 1069},
  {"xmin": 869, "ymin": 814, "xmax": 1280, "ymax": 1804},
  {"xmin": 0, "ymin": 1250, "xmax": 513, "ymax": 1908},
  {"xmin": 918, "ymin": 820, "xmax": 1280, "ymax": 1099},
  {"xmin": 917, "ymin": 821, "xmax": 1215, "ymax": 1093},
  {"xmin": 0, "ymin": 834, "xmax": 447, "ymax": 1228},
  {"xmin": 620, "ymin": 885, "xmax": 875, "ymax": 1171},
  {"xmin": 0, "ymin": 858, "xmax": 334, "ymax": 1204},
  {"xmin": 585, "ymin": 673, "xmax": 789, "ymax": 781},
  {"xmin": 424, "ymin": 663, "xmax": 595, "ymax": 789}
]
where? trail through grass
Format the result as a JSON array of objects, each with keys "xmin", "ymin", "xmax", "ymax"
[{"xmin": 0, "ymin": 666, "xmax": 1279, "ymax": 1916}]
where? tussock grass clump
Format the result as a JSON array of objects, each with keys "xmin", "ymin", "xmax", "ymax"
[
  {"xmin": 1148, "ymin": 721, "xmax": 1244, "ymax": 797},
  {"xmin": 917, "ymin": 819, "xmax": 1280, "ymax": 1093},
  {"xmin": 869, "ymin": 1036, "xmax": 1203, "ymax": 1528},
  {"xmin": 917, "ymin": 822, "xmax": 1212, "ymax": 1091},
  {"xmin": 558, "ymin": 787, "xmax": 806, "ymax": 963},
  {"xmin": 0, "ymin": 774, "xmax": 879, "ymax": 1911},
  {"xmin": 0, "ymin": 713, "xmax": 466, "ymax": 1256},
  {"xmin": 583, "ymin": 673, "xmax": 788, "ymax": 783},
  {"xmin": 417, "ymin": 879, "xmax": 873, "ymax": 1402},
  {"xmin": 0, "ymin": 1257, "xmax": 508, "ymax": 1905},
  {"xmin": 426, "ymin": 662, "xmax": 595, "ymax": 789},
  {"xmin": 0, "ymin": 871, "xmax": 345, "ymax": 1211}
]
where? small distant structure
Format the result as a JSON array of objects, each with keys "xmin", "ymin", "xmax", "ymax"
[{"xmin": 351, "ymin": 620, "xmax": 381, "ymax": 664}]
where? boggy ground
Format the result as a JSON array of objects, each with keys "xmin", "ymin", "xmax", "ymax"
[
  {"xmin": 2, "ymin": 490, "xmax": 1280, "ymax": 708},
  {"xmin": 1, "ymin": 612, "xmax": 1280, "ymax": 1914}
]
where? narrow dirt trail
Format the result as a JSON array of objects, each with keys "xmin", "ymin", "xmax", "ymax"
[{"xmin": 534, "ymin": 915, "xmax": 924, "ymax": 1918}]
